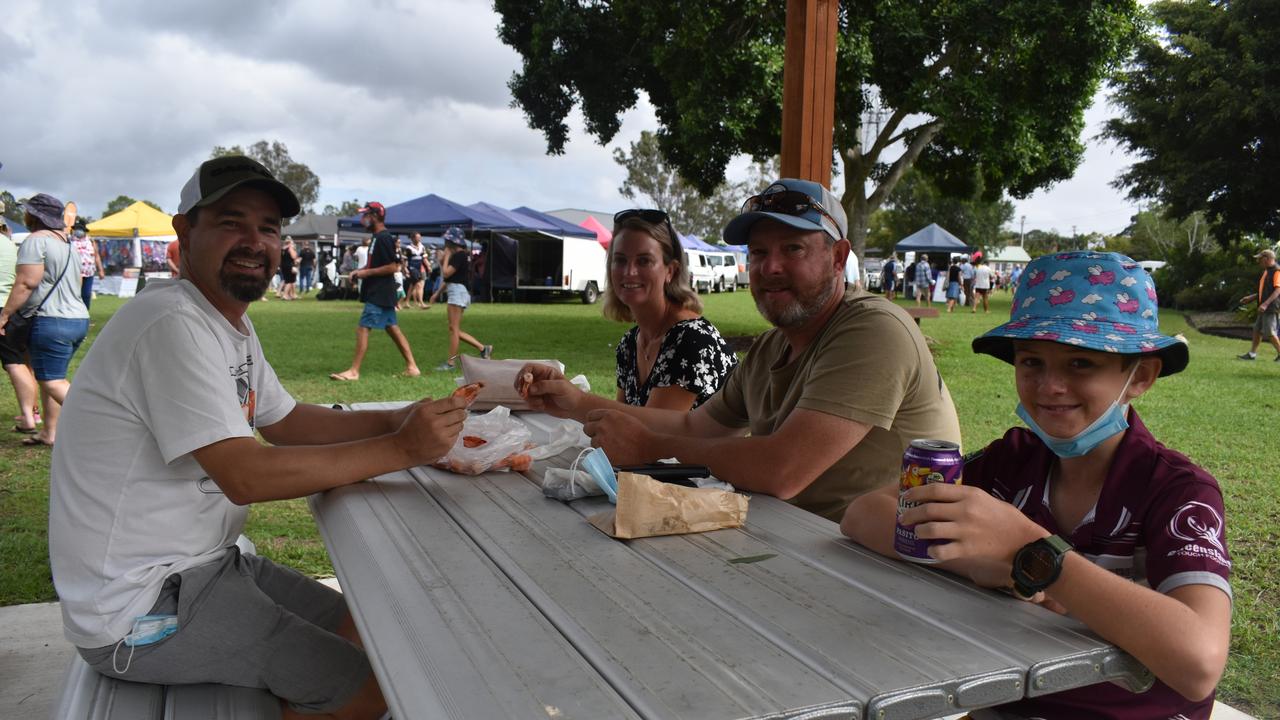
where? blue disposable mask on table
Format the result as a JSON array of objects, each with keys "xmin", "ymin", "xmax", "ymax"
[
  {"xmin": 571, "ymin": 446, "xmax": 618, "ymax": 503},
  {"xmin": 1015, "ymin": 365, "xmax": 1138, "ymax": 459}
]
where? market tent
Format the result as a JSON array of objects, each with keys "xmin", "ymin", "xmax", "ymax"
[
  {"xmin": 513, "ymin": 206, "xmax": 597, "ymax": 239},
  {"xmin": 580, "ymin": 215, "xmax": 611, "ymax": 247},
  {"xmin": 893, "ymin": 223, "xmax": 973, "ymax": 254},
  {"xmin": 337, "ymin": 193, "xmax": 509, "ymax": 235},
  {"xmin": 469, "ymin": 202, "xmax": 562, "ymax": 233},
  {"xmin": 282, "ymin": 213, "xmax": 338, "ymax": 241},
  {"xmin": 680, "ymin": 234, "xmax": 726, "ymax": 252},
  {"xmin": 87, "ymin": 202, "xmax": 174, "ymax": 237},
  {"xmin": 987, "ymin": 245, "xmax": 1032, "ymax": 264}
]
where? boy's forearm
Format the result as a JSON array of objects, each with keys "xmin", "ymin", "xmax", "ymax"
[
  {"xmin": 841, "ymin": 485, "xmax": 899, "ymax": 557},
  {"xmin": 1046, "ymin": 552, "xmax": 1229, "ymax": 700}
]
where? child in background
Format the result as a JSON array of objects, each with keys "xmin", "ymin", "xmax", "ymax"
[{"xmin": 842, "ymin": 251, "xmax": 1231, "ymax": 719}]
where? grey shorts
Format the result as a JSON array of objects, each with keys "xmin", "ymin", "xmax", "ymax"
[
  {"xmin": 79, "ymin": 548, "xmax": 370, "ymax": 714},
  {"xmin": 1254, "ymin": 310, "xmax": 1279, "ymax": 338},
  {"xmin": 446, "ymin": 282, "xmax": 471, "ymax": 308}
]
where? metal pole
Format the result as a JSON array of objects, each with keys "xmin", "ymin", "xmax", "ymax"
[{"xmin": 1019, "ymin": 216, "xmax": 1025, "ymax": 247}]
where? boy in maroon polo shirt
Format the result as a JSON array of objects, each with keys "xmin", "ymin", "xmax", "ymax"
[{"xmin": 842, "ymin": 251, "xmax": 1231, "ymax": 719}]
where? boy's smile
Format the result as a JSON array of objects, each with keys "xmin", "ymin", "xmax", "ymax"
[{"xmin": 1012, "ymin": 340, "xmax": 1152, "ymax": 439}]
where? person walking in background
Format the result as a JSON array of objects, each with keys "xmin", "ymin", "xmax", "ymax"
[
  {"xmin": 1237, "ymin": 248, "xmax": 1280, "ymax": 361},
  {"xmin": 0, "ymin": 193, "xmax": 90, "ymax": 447},
  {"xmin": 71, "ymin": 226, "xmax": 104, "ymax": 310},
  {"xmin": 435, "ymin": 228, "xmax": 492, "ymax": 371},
  {"xmin": 404, "ymin": 232, "xmax": 428, "ymax": 309},
  {"xmin": 0, "ymin": 217, "xmax": 41, "ymax": 435},
  {"xmin": 913, "ymin": 254, "xmax": 932, "ymax": 307},
  {"xmin": 843, "ymin": 246, "xmax": 861, "ymax": 290},
  {"xmin": 297, "ymin": 240, "xmax": 316, "ymax": 295},
  {"xmin": 881, "ymin": 254, "xmax": 898, "ymax": 301},
  {"xmin": 426, "ymin": 245, "xmax": 445, "ymax": 307},
  {"xmin": 329, "ymin": 202, "xmax": 420, "ymax": 380},
  {"xmin": 960, "ymin": 254, "xmax": 975, "ymax": 308},
  {"xmin": 278, "ymin": 237, "xmax": 298, "ymax": 300},
  {"xmin": 944, "ymin": 257, "xmax": 963, "ymax": 312},
  {"xmin": 971, "ymin": 256, "xmax": 993, "ymax": 313}
]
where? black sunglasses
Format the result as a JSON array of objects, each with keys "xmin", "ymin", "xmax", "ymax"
[
  {"xmin": 742, "ymin": 190, "xmax": 843, "ymax": 238},
  {"xmin": 613, "ymin": 209, "xmax": 681, "ymax": 249}
]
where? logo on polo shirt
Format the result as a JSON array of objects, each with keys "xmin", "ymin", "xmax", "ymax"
[{"xmin": 1166, "ymin": 501, "xmax": 1230, "ymax": 568}]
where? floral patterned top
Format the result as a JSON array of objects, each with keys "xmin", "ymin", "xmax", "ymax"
[{"xmin": 616, "ymin": 317, "xmax": 738, "ymax": 408}]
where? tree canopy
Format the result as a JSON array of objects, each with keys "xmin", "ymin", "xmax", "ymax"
[
  {"xmin": 211, "ymin": 140, "xmax": 320, "ymax": 213},
  {"xmin": 1105, "ymin": 0, "xmax": 1280, "ymax": 240},
  {"xmin": 613, "ymin": 131, "xmax": 744, "ymax": 240},
  {"xmin": 496, "ymin": 0, "xmax": 1141, "ymax": 252},
  {"xmin": 101, "ymin": 195, "xmax": 164, "ymax": 218},
  {"xmin": 322, "ymin": 199, "xmax": 363, "ymax": 217}
]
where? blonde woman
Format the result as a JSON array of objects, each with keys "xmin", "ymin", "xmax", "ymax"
[{"xmin": 519, "ymin": 209, "xmax": 737, "ymax": 418}]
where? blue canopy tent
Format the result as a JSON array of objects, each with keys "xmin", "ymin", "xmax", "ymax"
[
  {"xmin": 337, "ymin": 193, "xmax": 510, "ymax": 236},
  {"xmin": 2, "ymin": 215, "xmax": 28, "ymax": 234},
  {"xmin": 893, "ymin": 223, "xmax": 973, "ymax": 255},
  {"xmin": 512, "ymin": 206, "xmax": 597, "ymax": 239}
]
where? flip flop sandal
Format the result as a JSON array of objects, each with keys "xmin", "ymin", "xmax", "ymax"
[
  {"xmin": 12, "ymin": 425, "xmax": 38, "ymax": 434},
  {"xmin": 21, "ymin": 436, "xmax": 53, "ymax": 447}
]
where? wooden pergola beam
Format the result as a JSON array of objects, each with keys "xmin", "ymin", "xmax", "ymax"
[{"xmin": 780, "ymin": 0, "xmax": 838, "ymax": 187}]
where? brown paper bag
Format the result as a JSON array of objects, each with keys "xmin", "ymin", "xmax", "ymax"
[
  {"xmin": 459, "ymin": 356, "xmax": 563, "ymax": 411},
  {"xmin": 588, "ymin": 472, "xmax": 749, "ymax": 539}
]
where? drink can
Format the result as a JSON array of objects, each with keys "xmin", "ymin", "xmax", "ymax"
[{"xmin": 894, "ymin": 439, "xmax": 963, "ymax": 563}]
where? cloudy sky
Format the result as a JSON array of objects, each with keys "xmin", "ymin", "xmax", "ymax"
[{"xmin": 1, "ymin": 0, "xmax": 1142, "ymax": 237}]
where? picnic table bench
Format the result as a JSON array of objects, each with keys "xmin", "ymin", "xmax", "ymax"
[
  {"xmin": 906, "ymin": 307, "xmax": 940, "ymax": 325},
  {"xmin": 52, "ymin": 654, "xmax": 280, "ymax": 720},
  {"xmin": 309, "ymin": 405, "xmax": 1152, "ymax": 720}
]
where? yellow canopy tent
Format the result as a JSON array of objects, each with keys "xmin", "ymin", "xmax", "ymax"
[{"xmin": 86, "ymin": 202, "xmax": 174, "ymax": 237}]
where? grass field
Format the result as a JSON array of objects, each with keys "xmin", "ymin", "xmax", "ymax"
[{"xmin": 1, "ymin": 288, "xmax": 1276, "ymax": 716}]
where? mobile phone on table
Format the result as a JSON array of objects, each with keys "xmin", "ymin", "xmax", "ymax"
[{"xmin": 613, "ymin": 463, "xmax": 711, "ymax": 487}]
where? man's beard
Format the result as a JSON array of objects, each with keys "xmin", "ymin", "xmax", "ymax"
[
  {"xmin": 220, "ymin": 252, "xmax": 273, "ymax": 302},
  {"xmin": 753, "ymin": 269, "xmax": 841, "ymax": 328}
]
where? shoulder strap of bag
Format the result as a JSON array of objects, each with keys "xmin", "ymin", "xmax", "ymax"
[{"xmin": 22, "ymin": 231, "xmax": 73, "ymax": 318}]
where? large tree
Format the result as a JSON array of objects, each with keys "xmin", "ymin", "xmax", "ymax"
[
  {"xmin": 496, "ymin": 0, "xmax": 1140, "ymax": 256},
  {"xmin": 875, "ymin": 170, "xmax": 1014, "ymax": 253},
  {"xmin": 321, "ymin": 199, "xmax": 364, "ymax": 217},
  {"xmin": 613, "ymin": 131, "xmax": 743, "ymax": 240},
  {"xmin": 1105, "ymin": 0, "xmax": 1280, "ymax": 240},
  {"xmin": 101, "ymin": 195, "xmax": 164, "ymax": 218},
  {"xmin": 211, "ymin": 140, "xmax": 320, "ymax": 213}
]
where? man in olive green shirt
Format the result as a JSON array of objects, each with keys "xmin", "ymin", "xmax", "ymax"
[{"xmin": 523, "ymin": 178, "xmax": 961, "ymax": 522}]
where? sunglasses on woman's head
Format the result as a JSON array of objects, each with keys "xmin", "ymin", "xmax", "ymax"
[
  {"xmin": 741, "ymin": 190, "xmax": 843, "ymax": 238},
  {"xmin": 613, "ymin": 209, "xmax": 680, "ymax": 249}
]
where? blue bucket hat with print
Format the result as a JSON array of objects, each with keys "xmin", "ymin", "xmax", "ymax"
[
  {"xmin": 723, "ymin": 178, "xmax": 847, "ymax": 245},
  {"xmin": 972, "ymin": 251, "xmax": 1188, "ymax": 376}
]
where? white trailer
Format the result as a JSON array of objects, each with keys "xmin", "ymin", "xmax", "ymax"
[{"xmin": 514, "ymin": 233, "xmax": 609, "ymax": 303}]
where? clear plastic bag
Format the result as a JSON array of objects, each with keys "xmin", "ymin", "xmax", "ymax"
[{"xmin": 435, "ymin": 407, "xmax": 534, "ymax": 475}]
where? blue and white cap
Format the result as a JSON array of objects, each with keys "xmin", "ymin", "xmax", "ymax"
[
  {"xmin": 723, "ymin": 178, "xmax": 847, "ymax": 245},
  {"xmin": 972, "ymin": 251, "xmax": 1188, "ymax": 376}
]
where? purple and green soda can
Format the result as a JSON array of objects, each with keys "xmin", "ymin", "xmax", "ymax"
[{"xmin": 894, "ymin": 439, "xmax": 964, "ymax": 564}]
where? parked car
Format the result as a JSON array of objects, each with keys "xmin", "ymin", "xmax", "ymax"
[
  {"xmin": 684, "ymin": 250, "xmax": 716, "ymax": 293},
  {"xmin": 706, "ymin": 251, "xmax": 740, "ymax": 292}
]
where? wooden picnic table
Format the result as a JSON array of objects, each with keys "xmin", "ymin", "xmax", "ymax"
[{"xmin": 309, "ymin": 405, "xmax": 1151, "ymax": 720}]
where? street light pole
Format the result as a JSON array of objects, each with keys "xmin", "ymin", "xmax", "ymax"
[{"xmin": 1020, "ymin": 215, "xmax": 1026, "ymax": 247}]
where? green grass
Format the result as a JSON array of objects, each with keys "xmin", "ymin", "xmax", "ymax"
[{"xmin": 1, "ymin": 289, "xmax": 1276, "ymax": 716}]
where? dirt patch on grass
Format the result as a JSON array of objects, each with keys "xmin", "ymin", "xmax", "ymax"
[{"xmin": 1185, "ymin": 312, "xmax": 1253, "ymax": 341}]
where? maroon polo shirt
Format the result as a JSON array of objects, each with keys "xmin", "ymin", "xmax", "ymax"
[{"xmin": 964, "ymin": 409, "xmax": 1231, "ymax": 720}]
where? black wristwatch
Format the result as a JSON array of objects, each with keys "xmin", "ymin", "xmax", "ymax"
[{"xmin": 1011, "ymin": 534, "xmax": 1072, "ymax": 598}]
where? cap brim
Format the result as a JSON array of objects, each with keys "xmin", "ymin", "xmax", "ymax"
[
  {"xmin": 972, "ymin": 320, "xmax": 1189, "ymax": 377},
  {"xmin": 723, "ymin": 211, "xmax": 829, "ymax": 245},
  {"xmin": 192, "ymin": 178, "xmax": 301, "ymax": 218}
]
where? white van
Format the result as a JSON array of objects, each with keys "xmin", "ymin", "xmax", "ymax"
[
  {"xmin": 685, "ymin": 249, "xmax": 740, "ymax": 293},
  {"xmin": 684, "ymin": 250, "xmax": 715, "ymax": 293}
]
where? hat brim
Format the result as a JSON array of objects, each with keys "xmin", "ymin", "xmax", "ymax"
[
  {"xmin": 191, "ymin": 178, "xmax": 301, "ymax": 218},
  {"xmin": 21, "ymin": 206, "xmax": 65, "ymax": 230},
  {"xmin": 972, "ymin": 319, "xmax": 1189, "ymax": 377},
  {"xmin": 723, "ymin": 211, "xmax": 832, "ymax": 245}
]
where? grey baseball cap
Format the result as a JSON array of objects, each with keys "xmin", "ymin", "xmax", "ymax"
[{"xmin": 723, "ymin": 178, "xmax": 847, "ymax": 245}]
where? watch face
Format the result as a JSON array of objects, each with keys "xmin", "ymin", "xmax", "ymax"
[{"xmin": 1022, "ymin": 545, "xmax": 1058, "ymax": 584}]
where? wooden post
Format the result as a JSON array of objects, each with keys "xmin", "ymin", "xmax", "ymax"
[{"xmin": 780, "ymin": 0, "xmax": 838, "ymax": 187}]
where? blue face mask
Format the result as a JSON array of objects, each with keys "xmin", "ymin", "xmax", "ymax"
[
  {"xmin": 572, "ymin": 446, "xmax": 619, "ymax": 503},
  {"xmin": 1015, "ymin": 365, "xmax": 1138, "ymax": 459}
]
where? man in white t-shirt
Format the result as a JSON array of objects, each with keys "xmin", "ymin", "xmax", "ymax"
[
  {"xmin": 48, "ymin": 156, "xmax": 467, "ymax": 720},
  {"xmin": 843, "ymin": 248, "xmax": 861, "ymax": 289}
]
